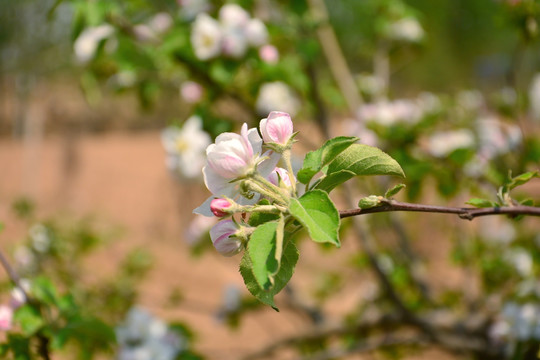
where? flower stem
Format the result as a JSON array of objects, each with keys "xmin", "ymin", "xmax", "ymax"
[{"xmin": 281, "ymin": 149, "xmax": 297, "ymax": 196}]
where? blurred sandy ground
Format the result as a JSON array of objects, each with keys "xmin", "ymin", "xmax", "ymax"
[{"xmin": 0, "ymin": 80, "xmax": 514, "ymax": 359}]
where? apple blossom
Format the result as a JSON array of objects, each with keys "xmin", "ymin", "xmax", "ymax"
[
  {"xmin": 209, "ymin": 220, "xmax": 243, "ymax": 256},
  {"xmin": 268, "ymin": 167, "xmax": 294, "ymax": 188},
  {"xmin": 221, "ymin": 28, "xmax": 248, "ymax": 58},
  {"xmin": 256, "ymin": 82, "xmax": 300, "ymax": 117},
  {"xmin": 259, "ymin": 44, "xmax": 279, "ymax": 64},
  {"xmin": 191, "ymin": 13, "xmax": 222, "ymax": 60},
  {"xmin": 260, "ymin": 111, "xmax": 294, "ymax": 146},
  {"xmin": 161, "ymin": 115, "xmax": 211, "ymax": 179},
  {"xmin": 180, "ymin": 81, "xmax": 203, "ymax": 103},
  {"xmin": 426, "ymin": 129, "xmax": 475, "ymax": 157},
  {"xmin": 73, "ymin": 24, "xmax": 115, "ymax": 63},
  {"xmin": 210, "ymin": 198, "xmax": 232, "ymax": 217},
  {"xmin": 245, "ymin": 18, "xmax": 268, "ymax": 47},
  {"xmin": 219, "ymin": 4, "xmax": 250, "ymax": 29},
  {"xmin": 388, "ymin": 18, "xmax": 424, "ymax": 43},
  {"xmin": 0, "ymin": 305, "xmax": 12, "ymax": 331}
]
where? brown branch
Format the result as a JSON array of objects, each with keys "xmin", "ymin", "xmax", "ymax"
[{"xmin": 340, "ymin": 200, "xmax": 540, "ymax": 220}]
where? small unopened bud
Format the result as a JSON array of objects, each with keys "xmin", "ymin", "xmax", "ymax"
[
  {"xmin": 260, "ymin": 111, "xmax": 294, "ymax": 146},
  {"xmin": 209, "ymin": 220, "xmax": 243, "ymax": 256},
  {"xmin": 0, "ymin": 305, "xmax": 13, "ymax": 331},
  {"xmin": 210, "ymin": 198, "xmax": 232, "ymax": 217}
]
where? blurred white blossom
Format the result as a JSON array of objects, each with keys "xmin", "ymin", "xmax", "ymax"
[
  {"xmin": 490, "ymin": 302, "xmax": 540, "ymax": 346},
  {"xmin": 161, "ymin": 116, "xmax": 211, "ymax": 179},
  {"xmin": 505, "ymin": 248, "xmax": 533, "ymax": 277},
  {"xmin": 478, "ymin": 217, "xmax": 516, "ymax": 245},
  {"xmin": 245, "ymin": 18, "xmax": 268, "ymax": 47},
  {"xmin": 29, "ymin": 223, "xmax": 50, "ymax": 253},
  {"xmin": 73, "ymin": 24, "xmax": 115, "ymax": 63},
  {"xmin": 388, "ymin": 18, "xmax": 424, "ymax": 42},
  {"xmin": 457, "ymin": 90, "xmax": 485, "ymax": 113},
  {"xmin": 256, "ymin": 82, "xmax": 300, "ymax": 116},
  {"xmin": 116, "ymin": 307, "xmax": 184, "ymax": 360},
  {"xmin": 357, "ymin": 100, "xmax": 423, "ymax": 126},
  {"xmin": 476, "ymin": 116, "xmax": 522, "ymax": 159},
  {"xmin": 180, "ymin": 81, "xmax": 203, "ymax": 103},
  {"xmin": 148, "ymin": 13, "xmax": 173, "ymax": 34},
  {"xmin": 191, "ymin": 13, "xmax": 222, "ymax": 60},
  {"xmin": 426, "ymin": 129, "xmax": 475, "ymax": 157}
]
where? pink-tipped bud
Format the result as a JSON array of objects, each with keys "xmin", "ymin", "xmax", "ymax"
[
  {"xmin": 0, "ymin": 305, "xmax": 13, "ymax": 331},
  {"xmin": 209, "ymin": 220, "xmax": 243, "ymax": 256},
  {"xmin": 260, "ymin": 111, "xmax": 293, "ymax": 145},
  {"xmin": 268, "ymin": 167, "xmax": 294, "ymax": 187},
  {"xmin": 259, "ymin": 45, "xmax": 279, "ymax": 64},
  {"xmin": 210, "ymin": 198, "xmax": 232, "ymax": 217}
]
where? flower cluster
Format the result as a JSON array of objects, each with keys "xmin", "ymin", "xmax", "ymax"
[
  {"xmin": 194, "ymin": 111, "xmax": 296, "ymax": 256},
  {"xmin": 116, "ymin": 307, "xmax": 185, "ymax": 360},
  {"xmin": 0, "ymin": 280, "xmax": 31, "ymax": 332},
  {"xmin": 190, "ymin": 4, "xmax": 275, "ymax": 61},
  {"xmin": 490, "ymin": 302, "xmax": 540, "ymax": 350}
]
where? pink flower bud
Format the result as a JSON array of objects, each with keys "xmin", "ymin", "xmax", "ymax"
[
  {"xmin": 0, "ymin": 305, "xmax": 13, "ymax": 331},
  {"xmin": 209, "ymin": 220, "xmax": 243, "ymax": 256},
  {"xmin": 268, "ymin": 167, "xmax": 294, "ymax": 187},
  {"xmin": 180, "ymin": 81, "xmax": 203, "ymax": 103},
  {"xmin": 259, "ymin": 44, "xmax": 279, "ymax": 64},
  {"xmin": 260, "ymin": 111, "xmax": 293, "ymax": 145},
  {"xmin": 210, "ymin": 198, "xmax": 232, "ymax": 217}
]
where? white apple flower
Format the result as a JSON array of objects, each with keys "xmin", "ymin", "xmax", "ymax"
[
  {"xmin": 191, "ymin": 13, "xmax": 222, "ymax": 60},
  {"xmin": 116, "ymin": 307, "xmax": 184, "ymax": 360},
  {"xmin": 426, "ymin": 129, "xmax": 475, "ymax": 157},
  {"xmin": 256, "ymin": 82, "xmax": 300, "ymax": 117},
  {"xmin": 161, "ymin": 115, "xmax": 211, "ymax": 180},
  {"xmin": 194, "ymin": 123, "xmax": 279, "ymax": 216},
  {"xmin": 73, "ymin": 24, "xmax": 115, "ymax": 63},
  {"xmin": 388, "ymin": 18, "xmax": 424, "ymax": 43},
  {"xmin": 245, "ymin": 18, "xmax": 268, "ymax": 47}
]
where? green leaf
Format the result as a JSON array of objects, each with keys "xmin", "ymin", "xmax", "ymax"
[
  {"xmin": 248, "ymin": 221, "xmax": 281, "ymax": 290},
  {"xmin": 315, "ymin": 144, "xmax": 405, "ymax": 192},
  {"xmin": 385, "ymin": 184, "xmax": 406, "ymax": 198},
  {"xmin": 297, "ymin": 136, "xmax": 358, "ymax": 185},
  {"xmin": 466, "ymin": 198, "xmax": 497, "ymax": 208},
  {"xmin": 520, "ymin": 198, "xmax": 535, "ymax": 206},
  {"xmin": 31, "ymin": 277, "xmax": 58, "ymax": 306},
  {"xmin": 0, "ymin": 222, "xmax": 4, "ymax": 233},
  {"xmin": 508, "ymin": 171, "xmax": 539, "ymax": 190},
  {"xmin": 289, "ymin": 190, "xmax": 340, "ymax": 247},
  {"xmin": 14, "ymin": 306, "xmax": 45, "ymax": 336},
  {"xmin": 240, "ymin": 240, "xmax": 299, "ymax": 310}
]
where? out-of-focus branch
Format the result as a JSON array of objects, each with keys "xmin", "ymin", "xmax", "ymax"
[
  {"xmin": 308, "ymin": 0, "xmax": 363, "ymax": 114},
  {"xmin": 339, "ymin": 200, "xmax": 540, "ymax": 220},
  {"xmin": 240, "ymin": 312, "xmax": 403, "ymax": 360}
]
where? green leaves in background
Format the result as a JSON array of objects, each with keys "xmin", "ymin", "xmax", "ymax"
[
  {"xmin": 240, "ymin": 239, "xmax": 298, "ymax": 311},
  {"xmin": 289, "ymin": 190, "xmax": 340, "ymax": 247},
  {"xmin": 297, "ymin": 136, "xmax": 359, "ymax": 185},
  {"xmin": 314, "ymin": 144, "xmax": 405, "ymax": 193},
  {"xmin": 14, "ymin": 306, "xmax": 45, "ymax": 336}
]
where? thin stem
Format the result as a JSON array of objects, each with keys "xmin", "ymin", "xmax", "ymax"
[
  {"xmin": 339, "ymin": 200, "xmax": 540, "ymax": 220},
  {"xmin": 308, "ymin": 0, "xmax": 363, "ymax": 114},
  {"xmin": 281, "ymin": 149, "xmax": 297, "ymax": 196}
]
